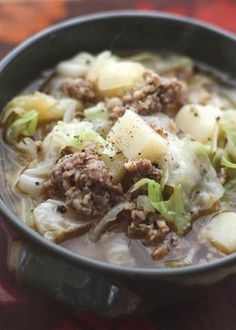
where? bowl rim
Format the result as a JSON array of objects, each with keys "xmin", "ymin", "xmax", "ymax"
[{"xmin": 1, "ymin": 10, "xmax": 236, "ymax": 278}]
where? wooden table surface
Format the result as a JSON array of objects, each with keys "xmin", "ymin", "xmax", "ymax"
[{"xmin": 0, "ymin": 1, "xmax": 236, "ymax": 329}]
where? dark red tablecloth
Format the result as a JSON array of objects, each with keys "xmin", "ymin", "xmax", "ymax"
[{"xmin": 1, "ymin": 1, "xmax": 236, "ymax": 329}]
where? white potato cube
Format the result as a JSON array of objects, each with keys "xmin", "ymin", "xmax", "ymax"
[
  {"xmin": 205, "ymin": 212, "xmax": 236, "ymax": 253},
  {"xmin": 86, "ymin": 51, "xmax": 111, "ymax": 82},
  {"xmin": 175, "ymin": 104, "xmax": 222, "ymax": 143},
  {"xmin": 107, "ymin": 110, "xmax": 168, "ymax": 164},
  {"xmin": 86, "ymin": 51, "xmax": 145, "ymax": 96},
  {"xmin": 98, "ymin": 60, "xmax": 144, "ymax": 89},
  {"xmin": 102, "ymin": 153, "xmax": 127, "ymax": 184}
]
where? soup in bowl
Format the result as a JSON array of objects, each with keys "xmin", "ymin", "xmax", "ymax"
[
  {"xmin": 2, "ymin": 49, "xmax": 236, "ymax": 268},
  {"xmin": 1, "ymin": 12, "xmax": 236, "ymax": 316}
]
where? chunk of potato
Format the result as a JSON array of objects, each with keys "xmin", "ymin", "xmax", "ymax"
[
  {"xmin": 97, "ymin": 61, "xmax": 145, "ymax": 96},
  {"xmin": 205, "ymin": 212, "xmax": 236, "ymax": 253},
  {"xmin": 86, "ymin": 51, "xmax": 111, "ymax": 82},
  {"xmin": 86, "ymin": 51, "xmax": 145, "ymax": 96},
  {"xmin": 107, "ymin": 110, "xmax": 168, "ymax": 164},
  {"xmin": 175, "ymin": 104, "xmax": 222, "ymax": 143},
  {"xmin": 102, "ymin": 153, "xmax": 127, "ymax": 184}
]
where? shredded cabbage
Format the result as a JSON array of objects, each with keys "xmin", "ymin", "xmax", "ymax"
[
  {"xmin": 131, "ymin": 178, "xmax": 191, "ymax": 234},
  {"xmin": 219, "ymin": 128, "xmax": 236, "ymax": 169},
  {"xmin": 17, "ymin": 160, "xmax": 53, "ymax": 197},
  {"xmin": 84, "ymin": 103, "xmax": 109, "ymax": 121},
  {"xmin": 221, "ymin": 109, "xmax": 236, "ymax": 130},
  {"xmin": 3, "ymin": 92, "xmax": 79, "ymax": 143},
  {"xmin": 6, "ymin": 110, "xmax": 38, "ymax": 142},
  {"xmin": 17, "ymin": 137, "xmax": 37, "ymax": 160},
  {"xmin": 142, "ymin": 113, "xmax": 177, "ymax": 133},
  {"xmin": 89, "ymin": 202, "xmax": 129, "ymax": 242},
  {"xmin": 164, "ymin": 137, "xmax": 201, "ymax": 193},
  {"xmin": 165, "ymin": 137, "xmax": 224, "ymax": 210},
  {"xmin": 20, "ymin": 198, "xmax": 37, "ymax": 228},
  {"xmin": 221, "ymin": 152, "xmax": 236, "ymax": 169},
  {"xmin": 62, "ymin": 98, "xmax": 81, "ymax": 122},
  {"xmin": 131, "ymin": 140, "xmax": 224, "ymax": 231},
  {"xmin": 221, "ymin": 178, "xmax": 236, "ymax": 210},
  {"xmin": 126, "ymin": 53, "xmax": 193, "ymax": 75},
  {"xmin": 214, "ymin": 126, "xmax": 236, "ymax": 169},
  {"xmin": 42, "ymin": 120, "xmax": 116, "ymax": 160},
  {"xmin": 57, "ymin": 52, "xmax": 95, "ymax": 78},
  {"xmin": 84, "ymin": 102, "xmax": 111, "ymax": 135},
  {"xmin": 131, "ymin": 178, "xmax": 162, "ymax": 203},
  {"xmin": 153, "ymin": 185, "xmax": 191, "ymax": 235},
  {"xmin": 33, "ymin": 199, "xmax": 94, "ymax": 242}
]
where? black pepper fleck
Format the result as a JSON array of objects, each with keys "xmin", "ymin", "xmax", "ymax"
[{"xmin": 56, "ymin": 205, "xmax": 67, "ymax": 214}]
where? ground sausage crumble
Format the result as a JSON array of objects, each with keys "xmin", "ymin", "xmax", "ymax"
[
  {"xmin": 45, "ymin": 143, "xmax": 123, "ymax": 217},
  {"xmin": 111, "ymin": 70, "xmax": 185, "ymax": 120},
  {"xmin": 63, "ymin": 78, "xmax": 96, "ymax": 103}
]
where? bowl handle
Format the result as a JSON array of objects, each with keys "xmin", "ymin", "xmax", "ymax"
[{"xmin": 7, "ymin": 239, "xmax": 141, "ymax": 317}]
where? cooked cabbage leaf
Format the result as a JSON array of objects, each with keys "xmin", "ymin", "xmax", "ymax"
[
  {"xmin": 221, "ymin": 178, "xmax": 236, "ymax": 211},
  {"xmin": 42, "ymin": 120, "xmax": 116, "ymax": 160},
  {"xmin": 89, "ymin": 202, "xmax": 129, "ymax": 242},
  {"xmin": 131, "ymin": 178, "xmax": 191, "ymax": 234},
  {"xmin": 6, "ymin": 110, "xmax": 38, "ymax": 142},
  {"xmin": 3, "ymin": 92, "xmax": 79, "ymax": 143},
  {"xmin": 126, "ymin": 53, "xmax": 193, "ymax": 75},
  {"xmin": 84, "ymin": 102, "xmax": 109, "ymax": 121},
  {"xmin": 220, "ymin": 109, "xmax": 236, "ymax": 130},
  {"xmin": 165, "ymin": 137, "xmax": 224, "ymax": 210},
  {"xmin": 221, "ymin": 151, "xmax": 236, "ymax": 169},
  {"xmin": 164, "ymin": 137, "xmax": 201, "ymax": 193},
  {"xmin": 129, "ymin": 137, "xmax": 224, "ymax": 232},
  {"xmin": 131, "ymin": 178, "xmax": 162, "ymax": 203},
  {"xmin": 153, "ymin": 184, "xmax": 191, "ymax": 235},
  {"xmin": 219, "ymin": 128, "xmax": 236, "ymax": 169},
  {"xmin": 17, "ymin": 137, "xmax": 37, "ymax": 160},
  {"xmin": 142, "ymin": 113, "xmax": 177, "ymax": 133},
  {"xmin": 84, "ymin": 102, "xmax": 111, "ymax": 135},
  {"xmin": 17, "ymin": 160, "xmax": 53, "ymax": 197},
  {"xmin": 33, "ymin": 199, "xmax": 94, "ymax": 242},
  {"xmin": 57, "ymin": 52, "xmax": 95, "ymax": 78}
]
